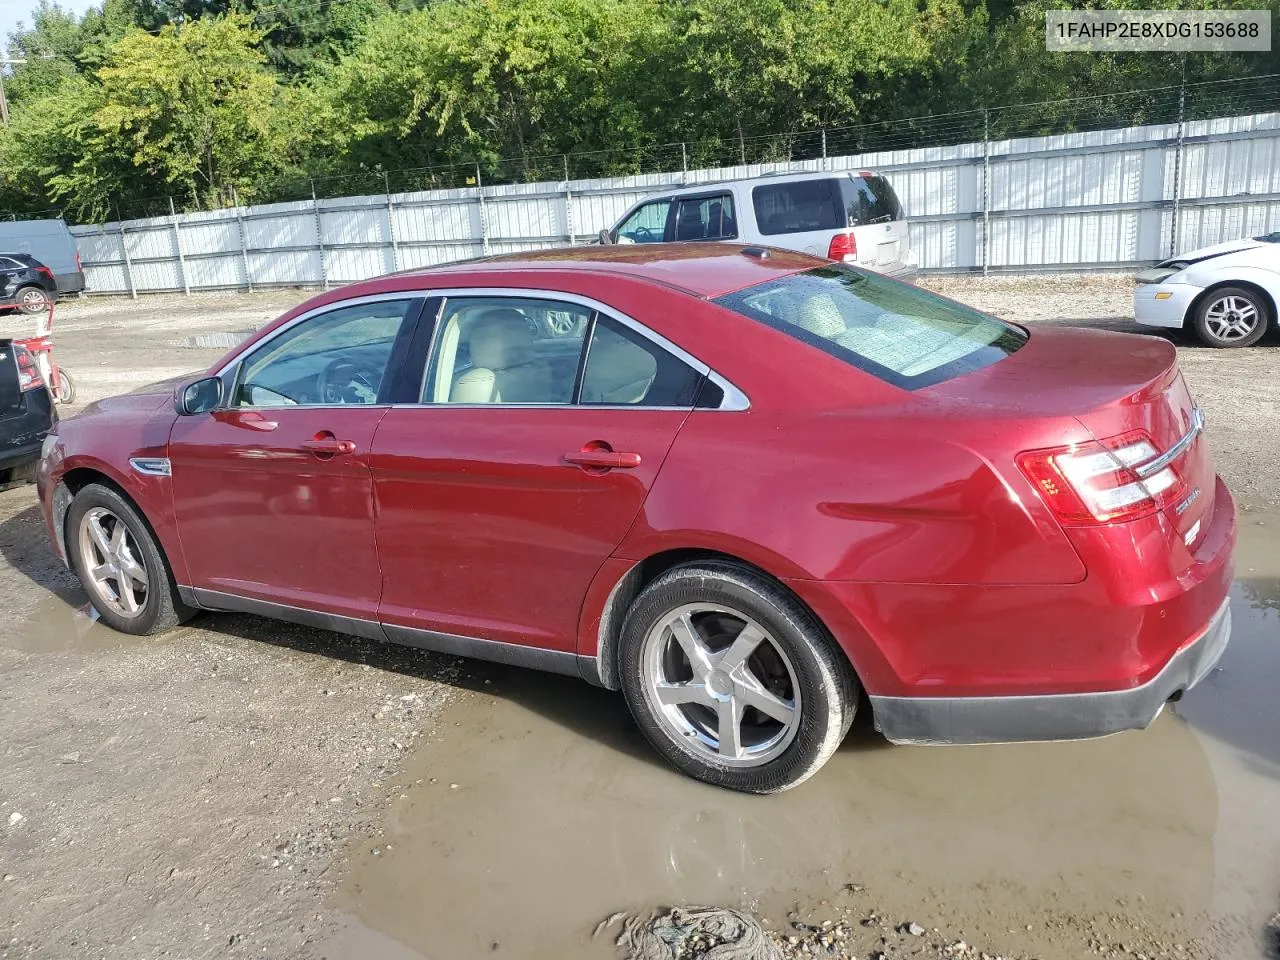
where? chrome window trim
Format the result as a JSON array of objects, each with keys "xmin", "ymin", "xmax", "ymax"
[
  {"xmin": 1134, "ymin": 406, "xmax": 1204, "ymax": 479},
  {"xmin": 213, "ymin": 286, "xmax": 750, "ymax": 412}
]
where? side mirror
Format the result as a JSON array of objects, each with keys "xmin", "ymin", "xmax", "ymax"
[
  {"xmin": 175, "ymin": 376, "xmax": 222, "ymax": 416},
  {"xmin": 597, "ymin": 228, "xmax": 613, "ymax": 245}
]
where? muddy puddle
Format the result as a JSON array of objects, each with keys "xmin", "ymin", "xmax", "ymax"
[{"xmin": 324, "ymin": 510, "xmax": 1280, "ymax": 960}]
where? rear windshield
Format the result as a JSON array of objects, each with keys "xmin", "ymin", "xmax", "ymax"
[
  {"xmin": 842, "ymin": 175, "xmax": 902, "ymax": 225},
  {"xmin": 713, "ymin": 265, "xmax": 1027, "ymax": 389}
]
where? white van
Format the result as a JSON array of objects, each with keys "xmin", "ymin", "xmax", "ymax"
[
  {"xmin": 605, "ymin": 170, "xmax": 916, "ymax": 278},
  {"xmin": 0, "ymin": 219, "xmax": 85, "ymax": 294}
]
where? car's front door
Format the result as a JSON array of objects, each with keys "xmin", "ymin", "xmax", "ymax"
[
  {"xmin": 370, "ymin": 293, "xmax": 708, "ymax": 655},
  {"xmin": 168, "ymin": 296, "xmax": 422, "ymax": 624}
]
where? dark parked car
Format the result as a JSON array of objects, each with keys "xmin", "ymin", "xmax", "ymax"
[
  {"xmin": 1, "ymin": 254, "xmax": 59, "ymax": 314},
  {"xmin": 1, "ymin": 338, "xmax": 56, "ymax": 485}
]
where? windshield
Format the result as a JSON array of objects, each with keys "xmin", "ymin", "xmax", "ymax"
[{"xmin": 713, "ymin": 265, "xmax": 1027, "ymax": 389}]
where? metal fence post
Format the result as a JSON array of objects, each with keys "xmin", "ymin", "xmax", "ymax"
[
  {"xmin": 680, "ymin": 142, "xmax": 687, "ymax": 177},
  {"xmin": 1170, "ymin": 80, "xmax": 1186, "ymax": 258},
  {"xmin": 116, "ymin": 203, "xmax": 137, "ymax": 299},
  {"xmin": 384, "ymin": 171, "xmax": 400, "ymax": 272},
  {"xmin": 821, "ymin": 129, "xmax": 828, "ymax": 170},
  {"xmin": 312, "ymin": 179, "xmax": 329, "ymax": 290},
  {"xmin": 982, "ymin": 108, "xmax": 991, "ymax": 277},
  {"xmin": 236, "ymin": 208, "xmax": 253, "ymax": 293},
  {"xmin": 476, "ymin": 164, "xmax": 491, "ymax": 256},
  {"xmin": 563, "ymin": 154, "xmax": 575, "ymax": 245},
  {"xmin": 170, "ymin": 196, "xmax": 189, "ymax": 296}
]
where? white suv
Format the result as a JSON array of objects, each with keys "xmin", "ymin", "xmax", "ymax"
[{"xmin": 605, "ymin": 170, "xmax": 917, "ymax": 279}]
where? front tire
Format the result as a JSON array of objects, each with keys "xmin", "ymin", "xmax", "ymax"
[
  {"xmin": 618, "ymin": 562, "xmax": 858, "ymax": 793},
  {"xmin": 1192, "ymin": 286, "xmax": 1270, "ymax": 348},
  {"xmin": 66, "ymin": 483, "xmax": 194, "ymax": 635}
]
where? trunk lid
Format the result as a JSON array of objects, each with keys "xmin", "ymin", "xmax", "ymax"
[{"xmin": 926, "ymin": 326, "xmax": 1214, "ymax": 539}]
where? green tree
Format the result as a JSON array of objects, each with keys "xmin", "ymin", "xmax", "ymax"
[{"xmin": 66, "ymin": 15, "xmax": 289, "ymax": 210}]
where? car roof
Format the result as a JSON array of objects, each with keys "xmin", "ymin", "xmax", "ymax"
[{"xmin": 385, "ymin": 242, "xmax": 826, "ymax": 299}]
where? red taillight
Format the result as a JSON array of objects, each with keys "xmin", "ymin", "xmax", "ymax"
[
  {"xmin": 827, "ymin": 233, "xmax": 857, "ymax": 263},
  {"xmin": 1017, "ymin": 430, "xmax": 1186, "ymax": 525},
  {"xmin": 75, "ymin": 251, "xmax": 82, "ymax": 271},
  {"xmin": 36, "ymin": 266, "xmax": 53, "ymax": 280},
  {"xmin": 14, "ymin": 345, "xmax": 45, "ymax": 392}
]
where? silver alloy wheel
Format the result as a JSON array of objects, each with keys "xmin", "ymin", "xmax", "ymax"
[
  {"xmin": 20, "ymin": 288, "xmax": 48, "ymax": 309},
  {"xmin": 640, "ymin": 603, "xmax": 801, "ymax": 768},
  {"xmin": 78, "ymin": 507, "xmax": 149, "ymax": 619},
  {"xmin": 1204, "ymin": 295, "xmax": 1260, "ymax": 341}
]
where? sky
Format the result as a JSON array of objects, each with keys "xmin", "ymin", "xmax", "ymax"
[{"xmin": 2, "ymin": 0, "xmax": 101, "ymax": 50}]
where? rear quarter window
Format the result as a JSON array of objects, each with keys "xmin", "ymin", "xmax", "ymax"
[
  {"xmin": 713, "ymin": 265, "xmax": 1027, "ymax": 390},
  {"xmin": 752, "ymin": 180, "xmax": 844, "ymax": 236}
]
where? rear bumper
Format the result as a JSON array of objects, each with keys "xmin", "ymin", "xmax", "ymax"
[
  {"xmin": 0, "ymin": 436, "xmax": 43, "ymax": 480},
  {"xmin": 870, "ymin": 597, "xmax": 1231, "ymax": 744},
  {"xmin": 54, "ymin": 272, "xmax": 85, "ymax": 295},
  {"xmin": 872, "ymin": 259, "xmax": 919, "ymax": 281}
]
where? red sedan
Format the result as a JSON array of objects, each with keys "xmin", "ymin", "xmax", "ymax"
[{"xmin": 37, "ymin": 245, "xmax": 1235, "ymax": 793}]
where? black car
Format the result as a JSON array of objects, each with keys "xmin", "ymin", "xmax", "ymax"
[
  {"xmin": 0, "ymin": 339, "xmax": 56, "ymax": 486},
  {"xmin": 1, "ymin": 253, "xmax": 59, "ymax": 315}
]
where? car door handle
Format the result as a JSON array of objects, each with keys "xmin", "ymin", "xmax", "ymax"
[
  {"xmin": 564, "ymin": 449, "xmax": 642, "ymax": 469},
  {"xmin": 300, "ymin": 437, "xmax": 357, "ymax": 457}
]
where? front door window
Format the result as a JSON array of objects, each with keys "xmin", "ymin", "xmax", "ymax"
[{"xmin": 235, "ymin": 300, "xmax": 415, "ymax": 407}]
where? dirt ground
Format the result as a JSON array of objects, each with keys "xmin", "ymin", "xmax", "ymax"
[{"xmin": 1, "ymin": 277, "xmax": 1278, "ymax": 960}]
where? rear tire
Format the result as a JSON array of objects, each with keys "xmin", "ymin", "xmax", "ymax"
[
  {"xmin": 1192, "ymin": 286, "xmax": 1270, "ymax": 348},
  {"xmin": 16, "ymin": 286, "xmax": 51, "ymax": 315},
  {"xmin": 66, "ymin": 483, "xmax": 195, "ymax": 635},
  {"xmin": 618, "ymin": 562, "xmax": 857, "ymax": 793}
]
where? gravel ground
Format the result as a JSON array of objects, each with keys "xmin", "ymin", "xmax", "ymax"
[{"xmin": 1, "ymin": 275, "xmax": 1277, "ymax": 960}]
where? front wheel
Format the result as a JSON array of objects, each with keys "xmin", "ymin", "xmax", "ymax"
[
  {"xmin": 619, "ymin": 562, "xmax": 858, "ymax": 793},
  {"xmin": 16, "ymin": 286, "xmax": 51, "ymax": 315},
  {"xmin": 66, "ymin": 483, "xmax": 195, "ymax": 635},
  {"xmin": 1192, "ymin": 287, "xmax": 1270, "ymax": 348}
]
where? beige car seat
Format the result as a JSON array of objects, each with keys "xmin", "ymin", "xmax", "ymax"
[{"xmin": 449, "ymin": 309, "xmax": 554, "ymax": 403}]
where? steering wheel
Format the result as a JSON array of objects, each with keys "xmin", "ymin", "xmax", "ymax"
[
  {"xmin": 318, "ymin": 358, "xmax": 380, "ymax": 404},
  {"xmin": 630, "ymin": 226, "xmax": 660, "ymax": 243}
]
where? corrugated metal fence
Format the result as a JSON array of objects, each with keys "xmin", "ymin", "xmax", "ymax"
[{"xmin": 71, "ymin": 110, "xmax": 1280, "ymax": 296}]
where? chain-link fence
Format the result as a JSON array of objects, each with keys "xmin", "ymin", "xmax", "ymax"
[{"xmin": 7, "ymin": 72, "xmax": 1280, "ymax": 226}]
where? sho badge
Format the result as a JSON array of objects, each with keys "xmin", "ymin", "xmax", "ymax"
[{"xmin": 1175, "ymin": 487, "xmax": 1202, "ymax": 516}]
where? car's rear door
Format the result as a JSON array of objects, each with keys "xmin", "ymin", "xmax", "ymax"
[
  {"xmin": 369, "ymin": 291, "xmax": 707, "ymax": 656},
  {"xmin": 168, "ymin": 296, "xmax": 422, "ymax": 625}
]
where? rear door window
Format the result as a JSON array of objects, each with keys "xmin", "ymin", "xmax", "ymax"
[
  {"xmin": 842, "ymin": 175, "xmax": 904, "ymax": 225},
  {"xmin": 713, "ymin": 264, "xmax": 1027, "ymax": 390},
  {"xmin": 751, "ymin": 179, "xmax": 844, "ymax": 236},
  {"xmin": 672, "ymin": 194, "xmax": 738, "ymax": 241},
  {"xmin": 580, "ymin": 315, "xmax": 702, "ymax": 406}
]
